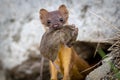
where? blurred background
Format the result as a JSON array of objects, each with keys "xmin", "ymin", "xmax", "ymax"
[{"xmin": 0, "ymin": 0, "xmax": 120, "ymax": 80}]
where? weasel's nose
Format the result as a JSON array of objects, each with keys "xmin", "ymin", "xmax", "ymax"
[
  {"xmin": 53, "ymin": 24, "xmax": 59, "ymax": 28},
  {"xmin": 52, "ymin": 24, "xmax": 61, "ymax": 30}
]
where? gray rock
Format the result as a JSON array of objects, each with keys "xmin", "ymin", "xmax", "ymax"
[
  {"xmin": 5, "ymin": 53, "xmax": 50, "ymax": 80},
  {"xmin": 0, "ymin": 0, "xmax": 119, "ymax": 73},
  {"xmin": 86, "ymin": 57, "xmax": 112, "ymax": 80}
]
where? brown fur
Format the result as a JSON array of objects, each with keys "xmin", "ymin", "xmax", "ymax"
[
  {"xmin": 49, "ymin": 44, "xmax": 90, "ymax": 80},
  {"xmin": 40, "ymin": 25, "xmax": 78, "ymax": 62},
  {"xmin": 39, "ymin": 5, "xmax": 90, "ymax": 80},
  {"xmin": 40, "ymin": 25, "xmax": 90, "ymax": 80},
  {"xmin": 39, "ymin": 4, "xmax": 69, "ymax": 30}
]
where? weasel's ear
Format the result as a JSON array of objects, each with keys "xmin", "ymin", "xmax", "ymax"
[
  {"xmin": 58, "ymin": 4, "xmax": 68, "ymax": 15},
  {"xmin": 39, "ymin": 9, "xmax": 48, "ymax": 19}
]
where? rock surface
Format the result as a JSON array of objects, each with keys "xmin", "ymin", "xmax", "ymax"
[
  {"xmin": 0, "ymin": 0, "xmax": 120, "ymax": 79},
  {"xmin": 0, "ymin": 0, "xmax": 120, "ymax": 69},
  {"xmin": 86, "ymin": 57, "xmax": 111, "ymax": 80},
  {"xmin": 5, "ymin": 53, "xmax": 50, "ymax": 80}
]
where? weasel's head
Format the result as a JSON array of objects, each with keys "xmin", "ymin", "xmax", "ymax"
[{"xmin": 39, "ymin": 4, "xmax": 69, "ymax": 30}]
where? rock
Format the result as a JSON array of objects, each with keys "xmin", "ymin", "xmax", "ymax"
[
  {"xmin": 0, "ymin": 61, "xmax": 5, "ymax": 80},
  {"xmin": 0, "ymin": 0, "xmax": 120, "ymax": 69},
  {"xmin": 5, "ymin": 53, "xmax": 50, "ymax": 80},
  {"xmin": 0, "ymin": 70, "xmax": 5, "ymax": 80},
  {"xmin": 86, "ymin": 57, "xmax": 112, "ymax": 80},
  {"xmin": 0, "ymin": 0, "xmax": 120, "ymax": 79}
]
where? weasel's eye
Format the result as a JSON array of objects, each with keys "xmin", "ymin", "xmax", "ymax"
[
  {"xmin": 47, "ymin": 20, "xmax": 51, "ymax": 25},
  {"xmin": 59, "ymin": 18, "xmax": 64, "ymax": 22}
]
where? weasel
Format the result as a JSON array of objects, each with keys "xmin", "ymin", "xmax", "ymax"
[
  {"xmin": 39, "ymin": 4, "xmax": 69, "ymax": 30},
  {"xmin": 39, "ymin": 5, "xmax": 90, "ymax": 80},
  {"xmin": 40, "ymin": 25, "xmax": 90, "ymax": 80}
]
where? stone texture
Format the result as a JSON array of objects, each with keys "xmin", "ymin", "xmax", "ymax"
[
  {"xmin": 5, "ymin": 53, "xmax": 50, "ymax": 80},
  {"xmin": 0, "ymin": 0, "xmax": 120, "ymax": 69},
  {"xmin": 86, "ymin": 57, "xmax": 112, "ymax": 80},
  {"xmin": 0, "ymin": 0, "xmax": 120, "ymax": 79}
]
